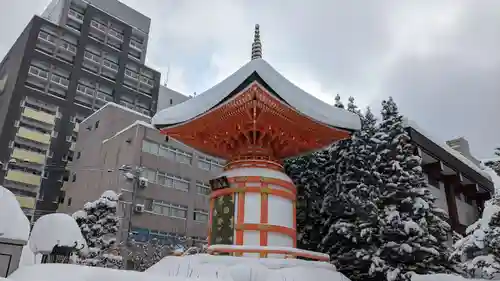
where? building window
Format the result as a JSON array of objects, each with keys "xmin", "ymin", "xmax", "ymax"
[
  {"xmin": 95, "ymin": 120, "xmax": 99, "ymax": 128},
  {"xmin": 72, "ymin": 173, "xmax": 76, "ymax": 182},
  {"xmin": 131, "ymin": 227, "xmax": 149, "ymax": 242},
  {"xmin": 142, "ymin": 140, "xmax": 159, "ymax": 155},
  {"xmin": 142, "ymin": 140, "xmax": 193, "ymax": 165},
  {"xmin": 196, "ymin": 181, "xmax": 211, "ymax": 196},
  {"xmin": 193, "ymin": 209, "xmax": 209, "ymax": 223},
  {"xmin": 157, "ymin": 172, "xmax": 189, "ymax": 192},
  {"xmin": 76, "ymin": 151, "xmax": 81, "ymax": 159},
  {"xmin": 67, "ymin": 197, "xmax": 72, "ymax": 206},
  {"xmin": 141, "ymin": 168, "xmax": 157, "ymax": 183},
  {"xmin": 198, "ymin": 156, "xmax": 224, "ymax": 172},
  {"xmin": 151, "ymin": 200, "xmax": 187, "ymax": 219},
  {"xmin": 169, "ymin": 99, "xmax": 173, "ymax": 105}
]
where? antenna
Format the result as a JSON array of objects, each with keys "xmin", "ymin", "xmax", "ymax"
[{"xmin": 164, "ymin": 63, "xmax": 171, "ymax": 87}]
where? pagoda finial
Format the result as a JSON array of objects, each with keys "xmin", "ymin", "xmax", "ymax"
[{"xmin": 251, "ymin": 24, "xmax": 262, "ymax": 60}]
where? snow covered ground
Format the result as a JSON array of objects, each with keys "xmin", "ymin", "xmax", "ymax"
[{"xmin": 7, "ymin": 254, "xmax": 348, "ymax": 281}]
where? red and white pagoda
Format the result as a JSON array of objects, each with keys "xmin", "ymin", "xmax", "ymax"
[{"xmin": 152, "ymin": 25, "xmax": 361, "ymax": 261}]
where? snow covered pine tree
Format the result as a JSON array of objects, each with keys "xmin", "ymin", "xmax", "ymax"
[
  {"xmin": 320, "ymin": 98, "xmax": 382, "ymax": 281},
  {"xmin": 285, "ymin": 150, "xmax": 329, "ymax": 252},
  {"xmin": 485, "ymin": 148, "xmax": 500, "ymax": 176},
  {"xmin": 73, "ymin": 190, "xmax": 123, "ymax": 269},
  {"xmin": 369, "ymin": 97, "xmax": 454, "ymax": 281},
  {"xmin": 284, "ymin": 94, "xmax": 348, "ymax": 252},
  {"xmin": 451, "ymin": 195, "xmax": 500, "ymax": 278}
]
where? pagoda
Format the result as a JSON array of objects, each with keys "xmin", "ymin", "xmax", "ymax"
[{"xmin": 152, "ymin": 25, "xmax": 361, "ymax": 261}]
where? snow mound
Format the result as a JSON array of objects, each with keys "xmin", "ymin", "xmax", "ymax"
[
  {"xmin": 29, "ymin": 213, "xmax": 87, "ymax": 254},
  {"xmin": 0, "ymin": 185, "xmax": 30, "ymax": 241},
  {"xmin": 147, "ymin": 254, "xmax": 344, "ymax": 281},
  {"xmin": 8, "ymin": 255, "xmax": 349, "ymax": 281},
  {"xmin": 412, "ymin": 273, "xmax": 487, "ymax": 281},
  {"xmin": 100, "ymin": 190, "xmax": 119, "ymax": 201}
]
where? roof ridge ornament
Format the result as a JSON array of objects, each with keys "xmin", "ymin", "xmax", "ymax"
[{"xmin": 251, "ymin": 24, "xmax": 262, "ymax": 60}]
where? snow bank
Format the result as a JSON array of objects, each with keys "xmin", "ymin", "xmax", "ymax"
[
  {"xmin": 29, "ymin": 213, "xmax": 87, "ymax": 254},
  {"xmin": 8, "ymin": 263, "xmax": 223, "ymax": 281},
  {"xmin": 7, "ymin": 254, "xmax": 349, "ymax": 281},
  {"xmin": 0, "ymin": 186, "xmax": 30, "ymax": 241},
  {"xmin": 412, "ymin": 273, "xmax": 487, "ymax": 281},
  {"xmin": 147, "ymin": 254, "xmax": 344, "ymax": 281}
]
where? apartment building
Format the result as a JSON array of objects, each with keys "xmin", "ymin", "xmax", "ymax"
[
  {"xmin": 404, "ymin": 120, "xmax": 494, "ymax": 234},
  {"xmin": 58, "ymin": 102, "xmax": 224, "ymax": 245},
  {"xmin": 0, "ymin": 0, "xmax": 160, "ymax": 222}
]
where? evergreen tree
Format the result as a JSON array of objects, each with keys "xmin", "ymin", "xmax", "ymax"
[
  {"xmin": 485, "ymin": 148, "xmax": 500, "ymax": 176},
  {"xmin": 321, "ymin": 103, "xmax": 381, "ymax": 281},
  {"xmin": 369, "ymin": 97, "xmax": 454, "ymax": 281},
  {"xmin": 285, "ymin": 150, "xmax": 329, "ymax": 252},
  {"xmin": 451, "ymin": 196, "xmax": 500, "ymax": 279},
  {"xmin": 335, "ymin": 94, "xmax": 345, "ymax": 109},
  {"xmin": 73, "ymin": 190, "xmax": 123, "ymax": 269}
]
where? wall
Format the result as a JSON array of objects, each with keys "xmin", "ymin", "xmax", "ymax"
[
  {"xmin": 0, "ymin": 238, "xmax": 26, "ymax": 277},
  {"xmin": 157, "ymin": 86, "xmax": 190, "ymax": 112},
  {"xmin": 86, "ymin": 0, "xmax": 151, "ymax": 34}
]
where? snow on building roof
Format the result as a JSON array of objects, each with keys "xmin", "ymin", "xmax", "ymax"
[
  {"xmin": 81, "ymin": 102, "xmax": 151, "ymax": 124},
  {"xmin": 0, "ymin": 186, "xmax": 30, "ymax": 242},
  {"xmin": 102, "ymin": 120, "xmax": 155, "ymax": 144},
  {"xmin": 29, "ymin": 213, "xmax": 87, "ymax": 254},
  {"xmin": 152, "ymin": 58, "xmax": 361, "ymax": 132},
  {"xmin": 403, "ymin": 118, "xmax": 492, "ymax": 180}
]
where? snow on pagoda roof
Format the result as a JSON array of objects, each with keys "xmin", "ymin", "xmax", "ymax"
[{"xmin": 152, "ymin": 58, "xmax": 361, "ymax": 131}]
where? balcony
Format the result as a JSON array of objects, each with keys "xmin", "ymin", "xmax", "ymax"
[
  {"xmin": 17, "ymin": 127, "xmax": 51, "ymax": 145},
  {"xmin": 22, "ymin": 107, "xmax": 56, "ymax": 125},
  {"xmin": 125, "ymin": 69, "xmax": 139, "ymax": 81},
  {"xmin": 11, "ymin": 148, "xmax": 46, "ymax": 165},
  {"xmin": 108, "ymin": 29, "xmax": 124, "ymax": 42},
  {"xmin": 129, "ymin": 40, "xmax": 143, "ymax": 52},
  {"xmin": 70, "ymin": 142, "xmax": 75, "ymax": 151},
  {"xmin": 5, "ymin": 170, "xmax": 42, "ymax": 187},
  {"xmin": 16, "ymin": 195, "xmax": 36, "ymax": 209},
  {"xmin": 140, "ymin": 76, "xmax": 154, "ymax": 88},
  {"xmin": 60, "ymin": 42, "xmax": 77, "ymax": 54},
  {"xmin": 90, "ymin": 20, "xmax": 107, "ymax": 33},
  {"xmin": 74, "ymin": 122, "xmax": 79, "ymax": 132},
  {"xmin": 68, "ymin": 9, "xmax": 84, "ymax": 23}
]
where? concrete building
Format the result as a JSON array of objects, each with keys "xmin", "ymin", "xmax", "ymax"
[
  {"xmin": 404, "ymin": 120, "xmax": 494, "ymax": 234},
  {"xmin": 58, "ymin": 102, "xmax": 224, "ymax": 245},
  {"xmin": 0, "ymin": 0, "xmax": 161, "ymax": 222},
  {"xmin": 157, "ymin": 85, "xmax": 190, "ymax": 112}
]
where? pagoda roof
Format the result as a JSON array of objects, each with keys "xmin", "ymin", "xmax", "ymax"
[{"xmin": 152, "ymin": 58, "xmax": 361, "ymax": 132}]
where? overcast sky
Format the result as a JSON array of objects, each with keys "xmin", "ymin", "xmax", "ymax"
[{"xmin": 0, "ymin": 0, "xmax": 498, "ymax": 158}]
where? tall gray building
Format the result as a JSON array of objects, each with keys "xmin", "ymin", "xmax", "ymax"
[
  {"xmin": 58, "ymin": 101, "xmax": 224, "ymax": 245},
  {"xmin": 0, "ymin": 0, "xmax": 161, "ymax": 222}
]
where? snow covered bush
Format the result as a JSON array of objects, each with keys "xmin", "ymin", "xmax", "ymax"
[
  {"xmin": 451, "ymin": 196, "xmax": 500, "ymax": 279},
  {"xmin": 73, "ymin": 190, "xmax": 123, "ymax": 269},
  {"xmin": 484, "ymin": 148, "xmax": 500, "ymax": 176}
]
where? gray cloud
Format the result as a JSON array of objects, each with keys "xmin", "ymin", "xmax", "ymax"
[{"xmin": 0, "ymin": 0, "xmax": 498, "ymax": 158}]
